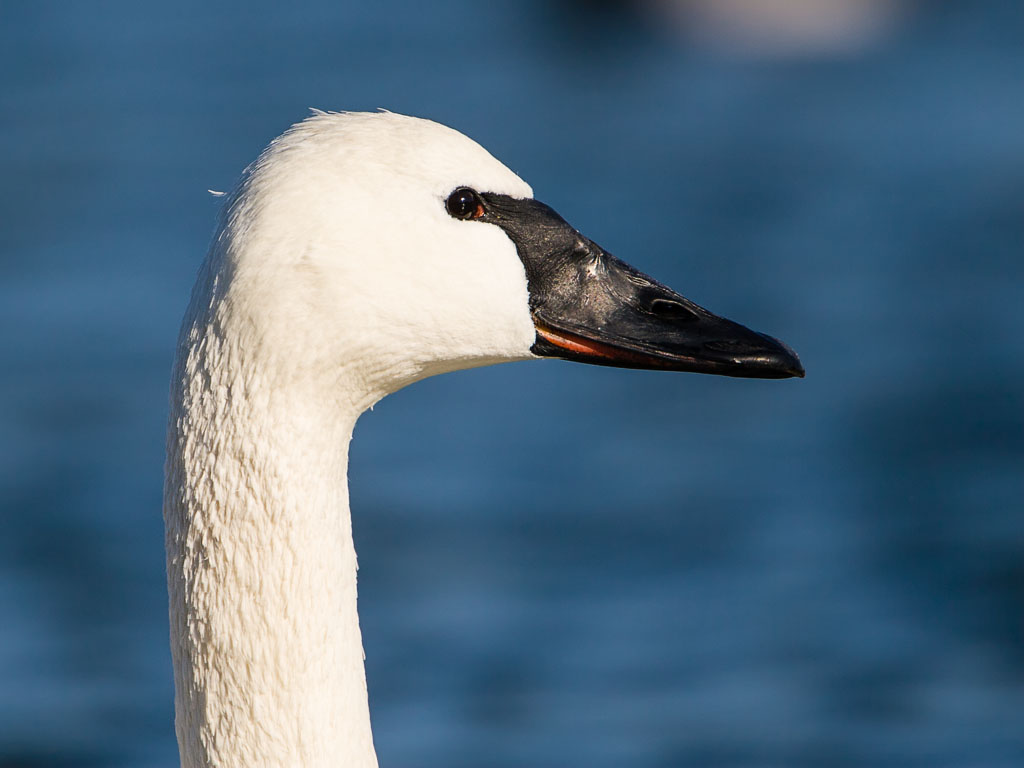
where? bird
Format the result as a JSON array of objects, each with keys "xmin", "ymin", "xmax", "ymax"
[{"xmin": 163, "ymin": 110, "xmax": 803, "ymax": 768}]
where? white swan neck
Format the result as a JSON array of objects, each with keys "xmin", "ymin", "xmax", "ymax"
[{"xmin": 164, "ymin": 317, "xmax": 377, "ymax": 768}]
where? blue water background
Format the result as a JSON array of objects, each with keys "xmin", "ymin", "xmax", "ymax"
[{"xmin": 1, "ymin": 2, "xmax": 1022, "ymax": 766}]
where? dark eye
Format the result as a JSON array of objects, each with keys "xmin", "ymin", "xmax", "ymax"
[{"xmin": 445, "ymin": 187, "xmax": 485, "ymax": 220}]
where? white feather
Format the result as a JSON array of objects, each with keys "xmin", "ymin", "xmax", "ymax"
[{"xmin": 165, "ymin": 111, "xmax": 537, "ymax": 768}]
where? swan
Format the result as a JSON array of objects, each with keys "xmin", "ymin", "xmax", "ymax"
[{"xmin": 163, "ymin": 110, "xmax": 803, "ymax": 768}]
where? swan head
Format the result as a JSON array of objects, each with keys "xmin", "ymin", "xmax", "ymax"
[{"xmin": 205, "ymin": 110, "xmax": 802, "ymax": 407}]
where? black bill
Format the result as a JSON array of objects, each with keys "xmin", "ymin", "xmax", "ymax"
[{"xmin": 478, "ymin": 193, "xmax": 804, "ymax": 379}]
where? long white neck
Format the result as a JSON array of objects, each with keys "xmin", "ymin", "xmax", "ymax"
[
  {"xmin": 161, "ymin": 110, "xmax": 543, "ymax": 767},
  {"xmin": 163, "ymin": 263, "xmax": 379, "ymax": 768}
]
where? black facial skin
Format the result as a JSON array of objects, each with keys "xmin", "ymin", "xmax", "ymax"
[{"xmin": 448, "ymin": 189, "xmax": 804, "ymax": 380}]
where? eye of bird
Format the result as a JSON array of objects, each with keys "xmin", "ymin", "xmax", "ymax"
[{"xmin": 445, "ymin": 186, "xmax": 485, "ymax": 220}]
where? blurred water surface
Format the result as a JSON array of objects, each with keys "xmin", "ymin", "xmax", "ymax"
[{"xmin": 1, "ymin": 2, "xmax": 1022, "ymax": 766}]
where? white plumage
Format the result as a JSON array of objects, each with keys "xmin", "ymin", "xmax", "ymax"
[{"xmin": 165, "ymin": 112, "xmax": 540, "ymax": 768}]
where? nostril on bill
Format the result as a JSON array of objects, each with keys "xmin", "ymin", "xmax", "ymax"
[{"xmin": 647, "ymin": 298, "xmax": 698, "ymax": 321}]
